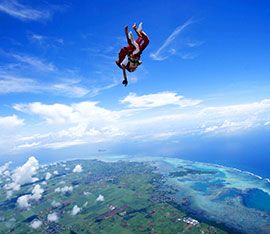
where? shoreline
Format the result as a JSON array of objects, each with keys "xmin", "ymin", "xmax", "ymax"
[{"xmin": 2, "ymin": 154, "xmax": 270, "ymax": 184}]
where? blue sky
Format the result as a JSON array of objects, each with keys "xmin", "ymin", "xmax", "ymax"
[{"xmin": 0, "ymin": 0, "xmax": 270, "ymax": 174}]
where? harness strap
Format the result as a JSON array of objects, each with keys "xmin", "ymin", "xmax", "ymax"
[{"xmin": 128, "ymin": 55, "xmax": 140, "ymax": 65}]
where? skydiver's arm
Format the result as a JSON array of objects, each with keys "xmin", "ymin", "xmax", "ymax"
[{"xmin": 121, "ymin": 64, "xmax": 128, "ymax": 86}]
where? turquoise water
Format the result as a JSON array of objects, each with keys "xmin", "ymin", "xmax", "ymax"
[{"xmin": 153, "ymin": 157, "xmax": 270, "ymax": 234}]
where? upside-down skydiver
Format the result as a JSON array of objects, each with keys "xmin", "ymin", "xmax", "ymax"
[{"xmin": 116, "ymin": 22, "xmax": 149, "ymax": 86}]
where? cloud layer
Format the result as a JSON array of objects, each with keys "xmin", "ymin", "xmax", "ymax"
[{"xmin": 0, "ymin": 91, "xmax": 270, "ymax": 153}]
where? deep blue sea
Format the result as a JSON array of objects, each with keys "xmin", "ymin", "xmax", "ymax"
[{"xmin": 110, "ymin": 128, "xmax": 270, "ymax": 178}]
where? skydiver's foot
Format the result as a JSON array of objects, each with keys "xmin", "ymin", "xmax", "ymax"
[
  {"xmin": 132, "ymin": 23, "xmax": 137, "ymax": 30},
  {"xmin": 115, "ymin": 60, "xmax": 121, "ymax": 69},
  {"xmin": 122, "ymin": 79, "xmax": 128, "ymax": 86},
  {"xmin": 137, "ymin": 22, "xmax": 143, "ymax": 33},
  {"xmin": 138, "ymin": 60, "xmax": 142, "ymax": 65}
]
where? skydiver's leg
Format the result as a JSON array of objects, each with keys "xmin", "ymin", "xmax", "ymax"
[
  {"xmin": 128, "ymin": 31, "xmax": 140, "ymax": 55},
  {"xmin": 138, "ymin": 31, "xmax": 149, "ymax": 52},
  {"xmin": 132, "ymin": 23, "xmax": 149, "ymax": 52},
  {"xmin": 133, "ymin": 22, "xmax": 143, "ymax": 38},
  {"xmin": 125, "ymin": 26, "xmax": 135, "ymax": 49}
]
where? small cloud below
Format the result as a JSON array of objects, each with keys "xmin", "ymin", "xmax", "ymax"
[
  {"xmin": 71, "ymin": 205, "xmax": 81, "ymax": 216},
  {"xmin": 5, "ymin": 156, "xmax": 39, "ymax": 191},
  {"xmin": 55, "ymin": 185, "xmax": 73, "ymax": 194},
  {"xmin": 47, "ymin": 212, "xmax": 58, "ymax": 222},
  {"xmin": 30, "ymin": 219, "xmax": 42, "ymax": 229},
  {"xmin": 0, "ymin": 161, "xmax": 11, "ymax": 176},
  {"xmin": 45, "ymin": 172, "xmax": 52, "ymax": 180},
  {"xmin": 96, "ymin": 194, "xmax": 104, "ymax": 202},
  {"xmin": 51, "ymin": 200, "xmax": 61, "ymax": 208},
  {"xmin": 73, "ymin": 164, "xmax": 82, "ymax": 173},
  {"xmin": 17, "ymin": 184, "xmax": 44, "ymax": 209},
  {"xmin": 17, "ymin": 195, "xmax": 31, "ymax": 209}
]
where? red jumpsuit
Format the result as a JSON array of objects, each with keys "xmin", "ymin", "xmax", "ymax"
[{"xmin": 118, "ymin": 32, "xmax": 149, "ymax": 64}]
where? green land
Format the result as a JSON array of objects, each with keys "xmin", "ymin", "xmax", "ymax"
[{"xmin": 0, "ymin": 159, "xmax": 227, "ymax": 234}]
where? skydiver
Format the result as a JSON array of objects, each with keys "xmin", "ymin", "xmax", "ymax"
[{"xmin": 116, "ymin": 22, "xmax": 149, "ymax": 86}]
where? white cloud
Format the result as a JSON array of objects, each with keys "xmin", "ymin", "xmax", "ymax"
[
  {"xmin": 120, "ymin": 92, "xmax": 202, "ymax": 108},
  {"xmin": 186, "ymin": 40, "xmax": 204, "ymax": 48},
  {"xmin": 14, "ymin": 101, "xmax": 120, "ymax": 125},
  {"xmin": 45, "ymin": 172, "xmax": 52, "ymax": 180},
  {"xmin": 73, "ymin": 164, "xmax": 82, "ymax": 173},
  {"xmin": 11, "ymin": 53, "xmax": 56, "ymax": 72},
  {"xmin": 0, "ymin": 0, "xmax": 52, "ymax": 22},
  {"xmin": 265, "ymin": 121, "xmax": 270, "ymax": 126},
  {"xmin": 51, "ymin": 82, "xmax": 89, "ymax": 97},
  {"xmin": 0, "ymin": 161, "xmax": 11, "ymax": 176},
  {"xmin": 30, "ymin": 219, "xmax": 42, "ymax": 229},
  {"xmin": 18, "ymin": 142, "xmax": 40, "ymax": 149},
  {"xmin": 0, "ymin": 74, "xmax": 90, "ymax": 97},
  {"xmin": 16, "ymin": 184, "xmax": 44, "ymax": 209},
  {"xmin": 47, "ymin": 212, "xmax": 58, "ymax": 222},
  {"xmin": 0, "ymin": 76, "xmax": 37, "ymax": 94},
  {"xmin": 0, "ymin": 115, "xmax": 24, "ymax": 128},
  {"xmin": 17, "ymin": 195, "xmax": 31, "ymax": 209},
  {"xmin": 71, "ymin": 205, "xmax": 81, "ymax": 216},
  {"xmin": 150, "ymin": 18, "xmax": 193, "ymax": 61},
  {"xmin": 80, "ymin": 78, "xmax": 118, "ymax": 98},
  {"xmin": 96, "ymin": 194, "xmax": 104, "ymax": 202},
  {"xmin": 30, "ymin": 33, "xmax": 64, "ymax": 47},
  {"xmin": 51, "ymin": 200, "xmax": 61, "ymax": 208},
  {"xmin": 31, "ymin": 184, "xmax": 44, "ymax": 201},
  {"xmin": 202, "ymin": 99, "xmax": 270, "ymax": 116},
  {"xmin": 83, "ymin": 201, "xmax": 88, "ymax": 207},
  {"xmin": 203, "ymin": 119, "xmax": 255, "ymax": 134},
  {"xmin": 55, "ymin": 185, "xmax": 73, "ymax": 194},
  {"xmin": 42, "ymin": 140, "xmax": 87, "ymax": 149},
  {"xmin": 6, "ymin": 156, "xmax": 39, "ymax": 191}
]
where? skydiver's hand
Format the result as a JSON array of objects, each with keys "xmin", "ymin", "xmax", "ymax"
[
  {"xmin": 124, "ymin": 26, "xmax": 128, "ymax": 34},
  {"xmin": 122, "ymin": 79, "xmax": 128, "ymax": 86}
]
